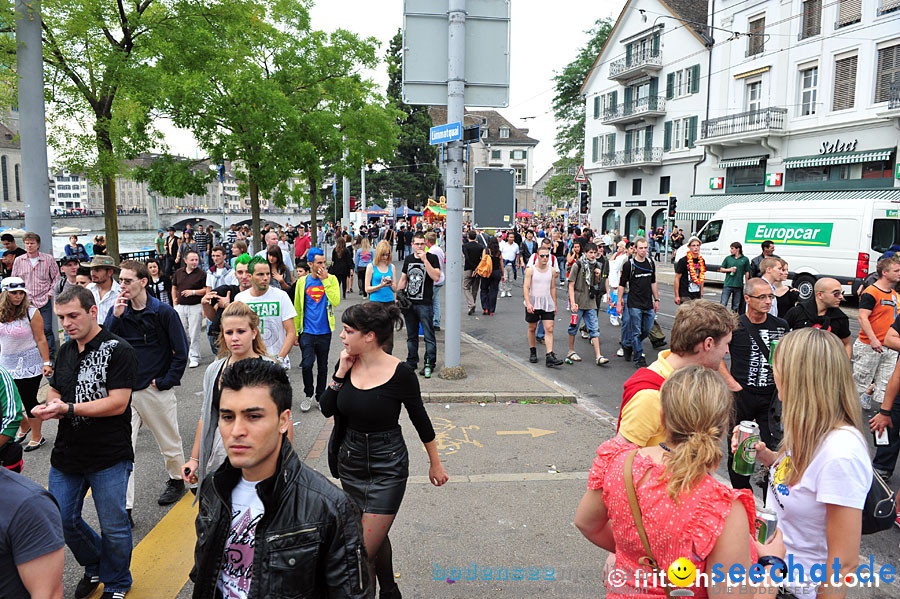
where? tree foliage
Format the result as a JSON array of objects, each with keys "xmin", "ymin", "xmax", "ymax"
[
  {"xmin": 155, "ymin": 0, "xmax": 399, "ymax": 245},
  {"xmin": 132, "ymin": 154, "xmax": 212, "ymax": 198},
  {"xmin": 551, "ymin": 18, "xmax": 613, "ymax": 160}
]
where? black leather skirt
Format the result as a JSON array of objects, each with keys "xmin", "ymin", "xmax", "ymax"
[{"xmin": 338, "ymin": 427, "xmax": 409, "ymax": 515}]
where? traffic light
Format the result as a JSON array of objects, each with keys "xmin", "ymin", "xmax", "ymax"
[
  {"xmin": 579, "ymin": 183, "xmax": 589, "ymax": 214},
  {"xmin": 668, "ymin": 195, "xmax": 677, "ymax": 219}
]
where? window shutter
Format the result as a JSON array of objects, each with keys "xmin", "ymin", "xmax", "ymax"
[
  {"xmin": 801, "ymin": 0, "xmax": 821, "ymax": 38},
  {"xmin": 521, "ymin": 150, "xmax": 527, "ymax": 159},
  {"xmin": 608, "ymin": 133, "xmax": 616, "ymax": 158},
  {"xmin": 664, "ymin": 121, "xmax": 672, "ymax": 151},
  {"xmin": 882, "ymin": 0, "xmax": 900, "ymax": 13},
  {"xmin": 624, "ymin": 86, "xmax": 633, "ymax": 115},
  {"xmin": 690, "ymin": 65, "xmax": 701, "ymax": 93},
  {"xmin": 837, "ymin": 0, "xmax": 861, "ymax": 27},
  {"xmin": 593, "ymin": 96, "xmax": 600, "ymax": 119},
  {"xmin": 666, "ymin": 73, "xmax": 675, "ymax": 99},
  {"xmin": 687, "ymin": 116, "xmax": 698, "ymax": 148},
  {"xmin": 833, "ymin": 55, "xmax": 857, "ymax": 110},
  {"xmin": 624, "ymin": 131, "xmax": 633, "ymax": 153},
  {"xmin": 626, "ymin": 43, "xmax": 633, "ymax": 65},
  {"xmin": 649, "ymin": 77, "xmax": 658, "ymax": 97},
  {"xmin": 610, "ymin": 90, "xmax": 617, "ymax": 109},
  {"xmin": 652, "ymin": 34, "xmax": 660, "ymax": 55},
  {"xmin": 876, "ymin": 45, "xmax": 900, "ymax": 103},
  {"xmin": 645, "ymin": 125, "xmax": 653, "ymax": 151},
  {"xmin": 592, "ymin": 137, "xmax": 599, "ymax": 163}
]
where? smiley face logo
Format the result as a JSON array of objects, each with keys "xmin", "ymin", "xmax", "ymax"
[{"xmin": 667, "ymin": 557, "xmax": 697, "ymax": 587}]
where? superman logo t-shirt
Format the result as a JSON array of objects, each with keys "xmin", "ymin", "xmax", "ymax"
[{"xmin": 303, "ymin": 276, "xmax": 330, "ymax": 334}]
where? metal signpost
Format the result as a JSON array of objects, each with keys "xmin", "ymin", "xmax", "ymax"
[{"xmin": 403, "ymin": 0, "xmax": 510, "ymax": 373}]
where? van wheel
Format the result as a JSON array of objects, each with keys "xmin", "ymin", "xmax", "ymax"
[{"xmin": 794, "ymin": 275, "xmax": 816, "ymax": 301}]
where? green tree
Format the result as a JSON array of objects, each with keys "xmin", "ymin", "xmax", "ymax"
[
  {"xmin": 36, "ymin": 0, "xmax": 183, "ymax": 261},
  {"xmin": 551, "ymin": 17, "xmax": 613, "ymax": 160}
]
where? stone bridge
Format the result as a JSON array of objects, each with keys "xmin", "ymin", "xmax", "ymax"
[{"xmin": 2, "ymin": 210, "xmax": 315, "ymax": 233}]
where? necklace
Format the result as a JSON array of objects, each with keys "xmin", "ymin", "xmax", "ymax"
[
  {"xmin": 686, "ymin": 254, "xmax": 705, "ymax": 285},
  {"xmin": 659, "ymin": 442, "xmax": 673, "ymax": 453}
]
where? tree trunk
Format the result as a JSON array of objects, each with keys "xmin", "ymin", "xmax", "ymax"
[
  {"xmin": 96, "ymin": 128, "xmax": 120, "ymax": 262},
  {"xmin": 308, "ymin": 175, "xmax": 318, "ymax": 247},
  {"xmin": 249, "ymin": 176, "xmax": 261, "ymax": 254}
]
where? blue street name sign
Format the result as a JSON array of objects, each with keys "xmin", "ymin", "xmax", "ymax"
[{"xmin": 429, "ymin": 121, "xmax": 463, "ymax": 145}]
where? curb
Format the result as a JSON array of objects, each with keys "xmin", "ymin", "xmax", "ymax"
[{"xmin": 421, "ymin": 391, "xmax": 576, "ymax": 403}]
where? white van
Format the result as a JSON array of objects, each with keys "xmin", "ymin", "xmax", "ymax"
[{"xmin": 675, "ymin": 198, "xmax": 900, "ymax": 300}]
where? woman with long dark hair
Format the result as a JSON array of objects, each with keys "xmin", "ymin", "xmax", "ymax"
[
  {"xmin": 331, "ymin": 236, "xmax": 353, "ymax": 298},
  {"xmin": 479, "ymin": 236, "xmax": 503, "ymax": 315},
  {"xmin": 320, "ymin": 302, "xmax": 448, "ymax": 599},
  {"xmin": 176, "ymin": 230, "xmax": 197, "ymax": 267},
  {"xmin": 145, "ymin": 258, "xmax": 172, "ymax": 307},
  {"xmin": 267, "ymin": 245, "xmax": 293, "ymax": 292},
  {"xmin": 0, "ymin": 278, "xmax": 53, "ymax": 453}
]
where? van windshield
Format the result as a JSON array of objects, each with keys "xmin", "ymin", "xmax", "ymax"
[{"xmin": 872, "ymin": 219, "xmax": 900, "ymax": 253}]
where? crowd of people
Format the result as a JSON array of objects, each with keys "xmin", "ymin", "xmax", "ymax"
[{"xmin": 0, "ymin": 214, "xmax": 898, "ymax": 599}]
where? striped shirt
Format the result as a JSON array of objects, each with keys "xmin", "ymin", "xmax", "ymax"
[{"xmin": 11, "ymin": 252, "xmax": 60, "ymax": 308}]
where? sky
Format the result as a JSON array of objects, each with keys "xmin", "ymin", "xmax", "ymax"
[{"xmin": 156, "ymin": 0, "xmax": 623, "ymax": 181}]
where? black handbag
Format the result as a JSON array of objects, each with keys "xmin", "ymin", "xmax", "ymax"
[
  {"xmin": 395, "ymin": 289, "xmax": 412, "ymax": 312},
  {"xmin": 862, "ymin": 470, "xmax": 898, "ymax": 534}
]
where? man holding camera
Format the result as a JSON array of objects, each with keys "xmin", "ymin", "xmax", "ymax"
[
  {"xmin": 617, "ymin": 237, "xmax": 659, "ymax": 368},
  {"xmin": 566, "ymin": 242, "xmax": 610, "ymax": 366}
]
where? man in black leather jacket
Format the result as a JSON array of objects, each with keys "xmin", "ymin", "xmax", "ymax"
[{"xmin": 191, "ymin": 359, "xmax": 369, "ymax": 598}]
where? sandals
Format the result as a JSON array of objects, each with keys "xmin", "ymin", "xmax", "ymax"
[
  {"xmin": 566, "ymin": 351, "xmax": 582, "ymax": 362},
  {"xmin": 23, "ymin": 437, "xmax": 46, "ymax": 452},
  {"xmin": 14, "ymin": 427, "xmax": 31, "ymax": 444}
]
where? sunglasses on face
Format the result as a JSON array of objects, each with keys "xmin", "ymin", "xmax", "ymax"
[
  {"xmin": 538, "ymin": 253, "xmax": 550, "ymax": 258},
  {"xmin": 3, "ymin": 282, "xmax": 25, "ymax": 291}
]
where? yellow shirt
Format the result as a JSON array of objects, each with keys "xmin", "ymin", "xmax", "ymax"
[{"xmin": 618, "ymin": 350, "xmax": 675, "ymax": 447}]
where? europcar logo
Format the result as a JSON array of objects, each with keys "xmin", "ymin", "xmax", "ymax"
[{"xmin": 745, "ymin": 223, "xmax": 833, "ymax": 247}]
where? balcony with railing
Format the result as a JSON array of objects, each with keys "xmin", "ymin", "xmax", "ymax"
[
  {"xmin": 890, "ymin": 80, "xmax": 900, "ymax": 110},
  {"xmin": 601, "ymin": 96, "xmax": 666, "ymax": 125},
  {"xmin": 697, "ymin": 107, "xmax": 787, "ymax": 145},
  {"xmin": 608, "ymin": 50, "xmax": 662, "ymax": 81},
  {"xmin": 600, "ymin": 147, "xmax": 663, "ymax": 170}
]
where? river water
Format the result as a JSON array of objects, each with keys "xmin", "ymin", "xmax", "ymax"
[{"xmin": 51, "ymin": 229, "xmax": 160, "ymax": 258}]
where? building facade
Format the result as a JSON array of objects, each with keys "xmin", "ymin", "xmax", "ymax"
[
  {"xmin": 532, "ymin": 167, "xmax": 557, "ymax": 215},
  {"xmin": 0, "ymin": 122, "xmax": 22, "ymax": 216},
  {"xmin": 51, "ymin": 170, "xmax": 92, "ymax": 211},
  {"xmin": 429, "ymin": 107, "xmax": 539, "ymax": 213},
  {"xmin": 683, "ymin": 0, "xmax": 900, "ymax": 230},
  {"xmin": 582, "ymin": 0, "xmax": 711, "ymax": 239}
]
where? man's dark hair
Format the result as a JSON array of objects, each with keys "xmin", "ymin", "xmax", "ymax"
[
  {"xmin": 119, "ymin": 260, "xmax": 149, "ymax": 282},
  {"xmin": 583, "ymin": 242, "xmax": 598, "ymax": 253},
  {"xmin": 540, "ymin": 238, "xmax": 552, "ymax": 247},
  {"xmin": 23, "ymin": 232, "xmax": 41, "ymax": 244},
  {"xmin": 413, "ymin": 231, "xmax": 425, "ymax": 241},
  {"xmin": 342, "ymin": 302, "xmax": 404, "ymax": 346},
  {"xmin": 467, "ymin": 231, "xmax": 476, "ymax": 241},
  {"xmin": 220, "ymin": 358, "xmax": 292, "ymax": 413},
  {"xmin": 211, "ymin": 245, "xmax": 225, "ymax": 255},
  {"xmin": 182, "ymin": 249, "xmax": 199, "ymax": 260},
  {"xmin": 76, "ymin": 266, "xmax": 91, "ymax": 278},
  {"xmin": 0, "ymin": 233, "xmax": 13, "ymax": 243},
  {"xmin": 55, "ymin": 285, "xmax": 96, "ymax": 312},
  {"xmin": 761, "ymin": 240, "xmax": 775, "ymax": 251}
]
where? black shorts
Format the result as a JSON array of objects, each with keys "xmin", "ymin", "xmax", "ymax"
[{"xmin": 525, "ymin": 309, "xmax": 555, "ymax": 323}]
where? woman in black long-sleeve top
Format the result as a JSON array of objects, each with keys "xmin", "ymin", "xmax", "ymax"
[{"xmin": 320, "ymin": 302, "xmax": 448, "ymax": 599}]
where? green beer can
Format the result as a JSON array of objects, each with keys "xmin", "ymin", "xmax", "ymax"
[{"xmin": 733, "ymin": 420, "xmax": 760, "ymax": 476}]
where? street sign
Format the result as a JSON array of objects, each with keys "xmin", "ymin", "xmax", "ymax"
[
  {"xmin": 473, "ymin": 168, "xmax": 515, "ymax": 230},
  {"xmin": 574, "ymin": 165, "xmax": 587, "ymax": 182},
  {"xmin": 402, "ymin": 0, "xmax": 510, "ymax": 107},
  {"xmin": 429, "ymin": 121, "xmax": 463, "ymax": 145}
]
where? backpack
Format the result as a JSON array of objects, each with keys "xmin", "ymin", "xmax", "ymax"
[
  {"xmin": 617, "ymin": 368, "xmax": 665, "ymax": 433},
  {"xmin": 623, "ymin": 257, "xmax": 656, "ymax": 293},
  {"xmin": 475, "ymin": 251, "xmax": 493, "ymax": 278}
]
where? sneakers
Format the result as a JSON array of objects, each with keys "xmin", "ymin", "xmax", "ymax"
[
  {"xmin": 189, "ymin": 360, "xmax": 199, "ymax": 368},
  {"xmin": 300, "ymin": 397, "xmax": 313, "ymax": 412},
  {"xmin": 622, "ymin": 347, "xmax": 633, "ymax": 362},
  {"xmin": 581, "ymin": 330, "xmax": 590, "ymax": 339},
  {"xmin": 529, "ymin": 348, "xmax": 538, "ymax": 363},
  {"xmin": 158, "ymin": 478, "xmax": 185, "ymax": 506},
  {"xmin": 101, "ymin": 592, "xmax": 127, "ymax": 599},
  {"xmin": 615, "ymin": 347, "xmax": 624, "ymax": 357},
  {"xmin": 635, "ymin": 356, "xmax": 648, "ymax": 368},
  {"xmin": 610, "ymin": 315, "xmax": 620, "ymax": 326},
  {"xmin": 596, "ymin": 355, "xmax": 609, "ymax": 366},
  {"xmin": 566, "ymin": 351, "xmax": 582, "ymax": 362},
  {"xmin": 468, "ymin": 306, "xmax": 476, "ymax": 315},
  {"xmin": 75, "ymin": 574, "xmax": 101, "ymax": 599},
  {"xmin": 546, "ymin": 352, "xmax": 564, "ymax": 367}
]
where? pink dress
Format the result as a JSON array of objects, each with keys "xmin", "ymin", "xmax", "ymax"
[{"xmin": 588, "ymin": 437, "xmax": 758, "ymax": 598}]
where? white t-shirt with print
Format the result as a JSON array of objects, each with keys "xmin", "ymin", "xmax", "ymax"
[
  {"xmin": 766, "ymin": 426, "xmax": 872, "ymax": 598},
  {"xmin": 234, "ymin": 286, "xmax": 297, "ymax": 355},
  {"xmin": 428, "ymin": 244, "xmax": 445, "ymax": 286},
  {"xmin": 217, "ymin": 478, "xmax": 265, "ymax": 599}
]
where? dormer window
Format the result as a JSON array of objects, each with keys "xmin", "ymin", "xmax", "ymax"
[{"xmin": 499, "ymin": 127, "xmax": 510, "ymax": 139}]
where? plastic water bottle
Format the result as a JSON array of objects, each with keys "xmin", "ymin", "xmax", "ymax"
[{"xmin": 860, "ymin": 392, "xmax": 872, "ymax": 410}]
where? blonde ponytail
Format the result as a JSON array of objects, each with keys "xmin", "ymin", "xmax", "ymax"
[{"xmin": 658, "ymin": 365, "xmax": 732, "ymax": 501}]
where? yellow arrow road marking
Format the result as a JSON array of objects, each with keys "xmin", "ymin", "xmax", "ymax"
[{"xmin": 496, "ymin": 428, "xmax": 556, "ymax": 438}]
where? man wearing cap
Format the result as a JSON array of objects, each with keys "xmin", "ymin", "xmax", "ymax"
[
  {"xmin": 83, "ymin": 255, "xmax": 121, "ymax": 325},
  {"xmin": 12, "ymin": 232, "xmax": 61, "ymax": 361},
  {"xmin": 56, "ymin": 256, "xmax": 81, "ymax": 297}
]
